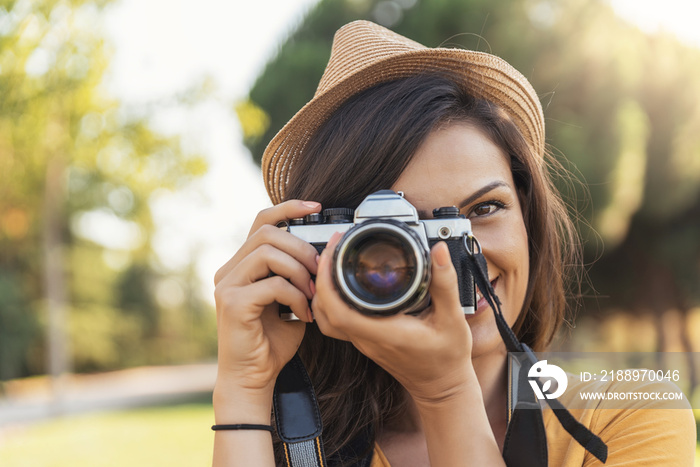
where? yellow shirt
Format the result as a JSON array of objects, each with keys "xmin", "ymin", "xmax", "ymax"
[
  {"xmin": 371, "ymin": 444, "xmax": 391, "ymax": 467},
  {"xmin": 370, "ymin": 377, "xmax": 696, "ymax": 466},
  {"xmin": 544, "ymin": 375, "xmax": 696, "ymax": 466}
]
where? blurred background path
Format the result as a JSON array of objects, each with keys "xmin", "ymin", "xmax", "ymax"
[{"xmin": 0, "ymin": 363, "xmax": 216, "ymax": 430}]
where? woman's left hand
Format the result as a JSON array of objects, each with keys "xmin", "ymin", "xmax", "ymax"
[{"xmin": 312, "ymin": 232, "xmax": 474, "ymax": 405}]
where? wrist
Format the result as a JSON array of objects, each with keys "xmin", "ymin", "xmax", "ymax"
[
  {"xmin": 409, "ymin": 365, "xmax": 478, "ymax": 411},
  {"xmin": 213, "ymin": 379, "xmax": 275, "ymax": 425}
]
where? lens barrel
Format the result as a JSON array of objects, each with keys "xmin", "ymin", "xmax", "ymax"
[{"xmin": 333, "ymin": 219, "xmax": 430, "ymax": 315}]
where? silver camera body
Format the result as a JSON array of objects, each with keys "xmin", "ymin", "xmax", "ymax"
[{"xmin": 281, "ymin": 190, "xmax": 476, "ymax": 320}]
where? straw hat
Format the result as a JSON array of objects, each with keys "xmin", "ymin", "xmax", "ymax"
[{"xmin": 261, "ymin": 20, "xmax": 545, "ymax": 205}]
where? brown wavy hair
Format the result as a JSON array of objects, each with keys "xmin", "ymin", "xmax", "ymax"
[{"xmin": 275, "ymin": 74, "xmax": 581, "ymax": 465}]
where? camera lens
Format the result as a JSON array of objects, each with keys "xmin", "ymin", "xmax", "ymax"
[
  {"xmin": 344, "ymin": 233, "xmax": 416, "ymax": 304},
  {"xmin": 333, "ymin": 219, "xmax": 430, "ymax": 315}
]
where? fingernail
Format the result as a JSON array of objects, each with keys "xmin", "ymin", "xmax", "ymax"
[
  {"xmin": 302, "ymin": 201, "xmax": 321, "ymax": 210},
  {"xmin": 309, "ymin": 279, "xmax": 316, "ymax": 296}
]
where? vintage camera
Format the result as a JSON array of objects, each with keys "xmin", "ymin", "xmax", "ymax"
[{"xmin": 280, "ymin": 190, "xmax": 477, "ymax": 320}]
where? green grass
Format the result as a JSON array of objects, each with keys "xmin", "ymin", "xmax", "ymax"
[
  {"xmin": 2, "ymin": 402, "xmax": 699, "ymax": 466},
  {"xmin": 0, "ymin": 401, "xmax": 215, "ymax": 467}
]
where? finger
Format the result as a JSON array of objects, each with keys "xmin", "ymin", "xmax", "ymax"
[
  {"xmin": 249, "ymin": 200, "xmax": 322, "ymax": 235},
  {"xmin": 313, "ymin": 231, "xmax": 354, "ymax": 338},
  {"xmin": 251, "ymin": 276, "xmax": 312, "ymax": 323},
  {"xmin": 313, "ymin": 231, "xmax": 341, "ymax": 301},
  {"xmin": 313, "ymin": 230, "xmax": 343, "ymax": 304},
  {"xmin": 233, "ymin": 244, "xmax": 314, "ymax": 300},
  {"xmin": 315, "ymin": 230, "xmax": 342, "ymax": 279},
  {"xmin": 215, "ymin": 224, "xmax": 319, "ymax": 285},
  {"xmin": 220, "ymin": 275, "xmax": 312, "ymax": 324},
  {"xmin": 310, "ymin": 296, "xmax": 351, "ymax": 341},
  {"xmin": 214, "ymin": 200, "xmax": 321, "ymax": 286},
  {"xmin": 427, "ymin": 241, "xmax": 462, "ymax": 323}
]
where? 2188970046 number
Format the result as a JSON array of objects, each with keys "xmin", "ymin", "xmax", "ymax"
[{"xmin": 599, "ymin": 369, "xmax": 680, "ymax": 382}]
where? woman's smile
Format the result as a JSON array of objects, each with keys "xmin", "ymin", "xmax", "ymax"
[{"xmin": 473, "ymin": 277, "xmax": 499, "ymax": 316}]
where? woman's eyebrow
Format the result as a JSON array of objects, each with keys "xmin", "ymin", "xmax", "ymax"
[
  {"xmin": 457, "ymin": 181, "xmax": 510, "ymax": 209},
  {"xmin": 415, "ymin": 181, "xmax": 511, "ymax": 218}
]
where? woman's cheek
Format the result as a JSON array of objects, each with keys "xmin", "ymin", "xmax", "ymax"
[{"xmin": 474, "ymin": 215, "xmax": 529, "ymax": 319}]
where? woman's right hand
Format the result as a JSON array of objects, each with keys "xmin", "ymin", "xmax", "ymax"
[{"xmin": 212, "ymin": 200, "xmax": 322, "ymax": 419}]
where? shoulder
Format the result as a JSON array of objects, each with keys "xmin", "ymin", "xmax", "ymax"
[{"xmin": 544, "ymin": 372, "xmax": 696, "ymax": 466}]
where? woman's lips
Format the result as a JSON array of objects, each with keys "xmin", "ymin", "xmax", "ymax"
[{"xmin": 470, "ymin": 277, "xmax": 499, "ymax": 317}]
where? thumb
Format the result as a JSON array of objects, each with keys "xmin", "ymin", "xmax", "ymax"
[{"xmin": 428, "ymin": 242, "xmax": 462, "ymax": 319}]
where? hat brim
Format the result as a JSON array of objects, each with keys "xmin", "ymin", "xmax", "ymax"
[{"xmin": 262, "ymin": 46, "xmax": 544, "ymax": 205}]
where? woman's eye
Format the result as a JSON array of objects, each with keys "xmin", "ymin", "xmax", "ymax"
[{"xmin": 468, "ymin": 201, "xmax": 504, "ymax": 218}]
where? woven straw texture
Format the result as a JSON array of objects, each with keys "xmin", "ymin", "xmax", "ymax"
[{"xmin": 261, "ymin": 20, "xmax": 545, "ymax": 205}]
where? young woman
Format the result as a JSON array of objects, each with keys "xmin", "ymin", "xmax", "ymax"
[{"xmin": 212, "ymin": 21, "xmax": 695, "ymax": 466}]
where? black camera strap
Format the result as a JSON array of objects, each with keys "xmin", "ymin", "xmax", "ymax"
[
  {"xmin": 274, "ymin": 354, "xmax": 327, "ymax": 467},
  {"xmin": 273, "ymin": 236, "xmax": 608, "ymax": 466},
  {"xmin": 463, "ymin": 235, "xmax": 608, "ymax": 465}
]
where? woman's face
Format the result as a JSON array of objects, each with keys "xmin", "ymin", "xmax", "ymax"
[{"xmin": 391, "ymin": 122, "xmax": 529, "ymax": 358}]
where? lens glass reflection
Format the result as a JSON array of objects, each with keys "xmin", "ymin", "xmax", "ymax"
[{"xmin": 343, "ymin": 233, "xmax": 416, "ymax": 305}]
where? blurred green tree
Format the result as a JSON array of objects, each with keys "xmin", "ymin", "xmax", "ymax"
[
  {"xmin": 240, "ymin": 0, "xmax": 700, "ymax": 354},
  {"xmin": 0, "ymin": 0, "xmax": 214, "ymax": 380}
]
